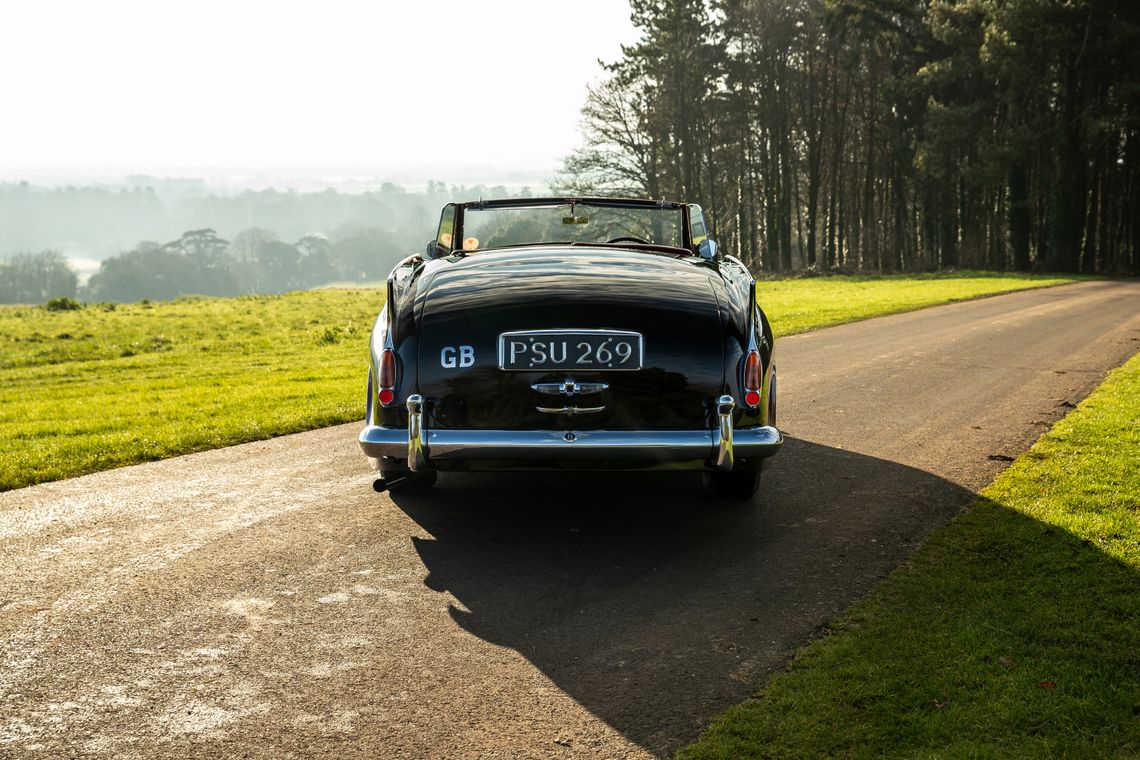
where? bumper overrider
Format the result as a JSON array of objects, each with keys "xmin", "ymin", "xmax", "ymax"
[{"xmin": 358, "ymin": 394, "xmax": 782, "ymax": 472}]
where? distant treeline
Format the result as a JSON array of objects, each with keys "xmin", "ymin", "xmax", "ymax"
[
  {"xmin": 559, "ymin": 0, "xmax": 1139, "ymax": 275},
  {"xmin": 0, "ymin": 182, "xmax": 537, "ymax": 303},
  {"xmin": 0, "ymin": 180, "xmax": 445, "ymax": 262},
  {"xmin": 2, "ymin": 227, "xmax": 408, "ymax": 304}
]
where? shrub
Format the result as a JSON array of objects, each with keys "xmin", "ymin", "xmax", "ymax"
[
  {"xmin": 316, "ymin": 325, "xmax": 343, "ymax": 345},
  {"xmin": 44, "ymin": 297, "xmax": 82, "ymax": 312}
]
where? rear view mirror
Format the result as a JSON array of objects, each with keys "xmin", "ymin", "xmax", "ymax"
[{"xmin": 697, "ymin": 238, "xmax": 718, "ymax": 260}]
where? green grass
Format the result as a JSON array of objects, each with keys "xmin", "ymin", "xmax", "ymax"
[
  {"xmin": 759, "ymin": 270, "xmax": 1082, "ymax": 337},
  {"xmin": 0, "ymin": 272, "xmax": 1082, "ymax": 491},
  {"xmin": 0, "ymin": 291, "xmax": 384, "ymax": 491},
  {"xmin": 677, "ymin": 352, "xmax": 1140, "ymax": 759}
]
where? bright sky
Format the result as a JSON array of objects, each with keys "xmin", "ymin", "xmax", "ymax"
[{"xmin": 0, "ymin": 0, "xmax": 638, "ymax": 185}]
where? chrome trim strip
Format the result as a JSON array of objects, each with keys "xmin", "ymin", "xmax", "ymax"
[
  {"xmin": 535, "ymin": 405, "xmax": 606, "ymax": 415},
  {"xmin": 358, "ymin": 422, "xmax": 782, "ymax": 464},
  {"xmin": 715, "ymin": 395, "xmax": 735, "ymax": 471},
  {"xmin": 428, "ymin": 429, "xmax": 716, "ymax": 459},
  {"xmin": 498, "ymin": 329, "xmax": 644, "ymax": 371},
  {"xmin": 406, "ymin": 394, "xmax": 425, "ymax": 471}
]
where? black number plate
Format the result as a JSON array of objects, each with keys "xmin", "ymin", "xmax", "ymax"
[{"xmin": 498, "ymin": 330, "xmax": 644, "ymax": 371}]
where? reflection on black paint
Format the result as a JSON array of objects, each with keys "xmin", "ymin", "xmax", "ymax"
[{"xmin": 415, "ymin": 248, "xmax": 731, "ymax": 430}]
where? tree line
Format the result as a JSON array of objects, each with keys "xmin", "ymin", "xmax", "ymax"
[
  {"xmin": 1, "ymin": 228, "xmax": 399, "ymax": 304},
  {"xmin": 559, "ymin": 0, "xmax": 1139, "ymax": 275},
  {"xmin": 0, "ymin": 182, "xmax": 539, "ymax": 304},
  {"xmin": 0, "ymin": 180, "xmax": 527, "ymax": 265}
]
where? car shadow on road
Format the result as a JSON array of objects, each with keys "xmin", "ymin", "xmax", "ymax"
[{"xmin": 389, "ymin": 436, "xmax": 977, "ymax": 756}]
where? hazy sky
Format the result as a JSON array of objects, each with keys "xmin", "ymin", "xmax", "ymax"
[{"xmin": 0, "ymin": 0, "xmax": 638, "ymax": 184}]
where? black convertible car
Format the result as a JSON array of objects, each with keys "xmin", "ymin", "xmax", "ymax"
[{"xmin": 359, "ymin": 197, "xmax": 782, "ymax": 499}]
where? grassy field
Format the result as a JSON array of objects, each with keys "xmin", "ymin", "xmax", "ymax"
[
  {"xmin": 0, "ymin": 271, "xmax": 1080, "ymax": 492},
  {"xmin": 0, "ymin": 291, "xmax": 383, "ymax": 491},
  {"xmin": 678, "ymin": 351, "xmax": 1140, "ymax": 759}
]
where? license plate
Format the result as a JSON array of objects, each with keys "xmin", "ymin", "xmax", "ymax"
[{"xmin": 498, "ymin": 330, "xmax": 643, "ymax": 371}]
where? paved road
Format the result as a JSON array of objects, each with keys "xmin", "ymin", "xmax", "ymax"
[{"xmin": 2, "ymin": 280, "xmax": 1137, "ymax": 759}]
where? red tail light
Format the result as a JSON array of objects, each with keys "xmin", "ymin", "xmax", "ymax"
[
  {"xmin": 379, "ymin": 349, "xmax": 396, "ymax": 386},
  {"xmin": 378, "ymin": 348, "xmax": 397, "ymax": 406},
  {"xmin": 742, "ymin": 350, "xmax": 761, "ymax": 408}
]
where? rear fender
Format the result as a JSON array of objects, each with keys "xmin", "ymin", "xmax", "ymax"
[{"xmin": 371, "ymin": 255, "xmax": 426, "ymax": 428}]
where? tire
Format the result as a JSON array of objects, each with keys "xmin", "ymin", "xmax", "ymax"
[
  {"xmin": 380, "ymin": 467, "xmax": 438, "ymax": 494},
  {"xmin": 703, "ymin": 467, "xmax": 761, "ymax": 500}
]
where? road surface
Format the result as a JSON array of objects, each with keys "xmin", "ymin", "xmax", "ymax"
[{"xmin": 2, "ymin": 279, "xmax": 1138, "ymax": 758}]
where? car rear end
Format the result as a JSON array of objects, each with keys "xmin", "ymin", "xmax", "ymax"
[{"xmin": 359, "ymin": 247, "xmax": 781, "ymax": 478}]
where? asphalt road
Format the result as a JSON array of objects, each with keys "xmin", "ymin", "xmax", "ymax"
[{"xmin": 2, "ymin": 280, "xmax": 1138, "ymax": 759}]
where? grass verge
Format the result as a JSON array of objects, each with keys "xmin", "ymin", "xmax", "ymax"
[
  {"xmin": 760, "ymin": 270, "xmax": 1083, "ymax": 337},
  {"xmin": 677, "ymin": 351, "xmax": 1140, "ymax": 758},
  {"xmin": 0, "ymin": 272, "xmax": 1081, "ymax": 491}
]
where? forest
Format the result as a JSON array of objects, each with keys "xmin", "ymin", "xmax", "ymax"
[{"xmin": 558, "ymin": 0, "xmax": 1139, "ymax": 275}]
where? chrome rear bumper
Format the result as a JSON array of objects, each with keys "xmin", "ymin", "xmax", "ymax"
[{"xmin": 358, "ymin": 394, "xmax": 782, "ymax": 472}]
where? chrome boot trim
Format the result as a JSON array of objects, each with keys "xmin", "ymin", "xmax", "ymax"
[
  {"xmin": 406, "ymin": 394, "xmax": 426, "ymax": 471},
  {"xmin": 535, "ymin": 405, "xmax": 606, "ymax": 415},
  {"xmin": 715, "ymin": 394, "xmax": 735, "ymax": 471}
]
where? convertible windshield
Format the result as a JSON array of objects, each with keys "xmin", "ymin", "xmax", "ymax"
[{"xmin": 461, "ymin": 203, "xmax": 685, "ymax": 251}]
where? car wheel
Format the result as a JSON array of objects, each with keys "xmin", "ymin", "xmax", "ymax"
[
  {"xmin": 703, "ymin": 467, "xmax": 761, "ymax": 500},
  {"xmin": 379, "ymin": 467, "xmax": 438, "ymax": 493}
]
